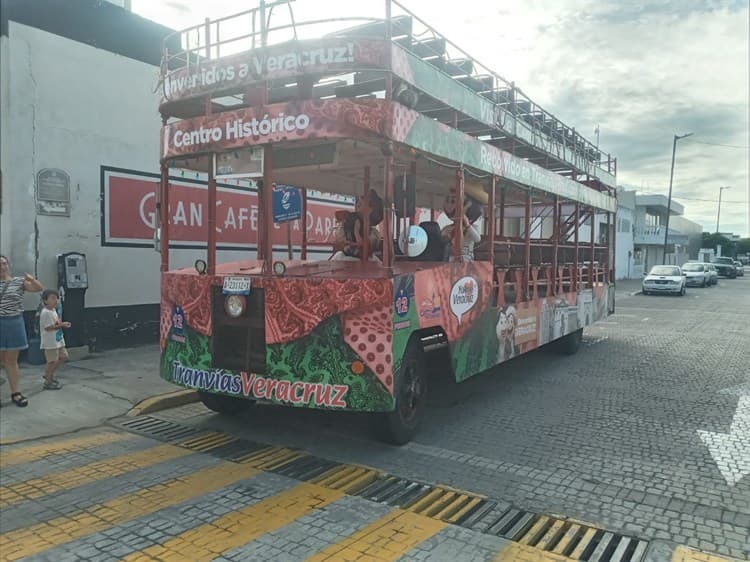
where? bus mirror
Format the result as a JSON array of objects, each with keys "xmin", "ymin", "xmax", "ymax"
[{"xmin": 400, "ymin": 225, "xmax": 428, "ymax": 258}]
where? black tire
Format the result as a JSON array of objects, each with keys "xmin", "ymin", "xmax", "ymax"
[
  {"xmin": 701, "ymin": 278, "xmax": 706, "ymax": 287},
  {"xmin": 679, "ymin": 286, "xmax": 686, "ymax": 296},
  {"xmin": 377, "ymin": 339, "xmax": 426, "ymax": 445},
  {"xmin": 554, "ymin": 328, "xmax": 583, "ymax": 355},
  {"xmin": 198, "ymin": 391, "xmax": 250, "ymax": 415},
  {"xmin": 642, "ymin": 290, "xmax": 649, "ymax": 295}
]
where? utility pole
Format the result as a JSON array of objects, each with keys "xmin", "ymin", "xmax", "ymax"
[
  {"xmin": 716, "ymin": 186, "xmax": 731, "ymax": 233},
  {"xmin": 662, "ymin": 132, "xmax": 693, "ymax": 264}
]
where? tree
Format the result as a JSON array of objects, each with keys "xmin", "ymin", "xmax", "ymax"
[
  {"xmin": 736, "ymin": 238, "xmax": 750, "ymax": 256},
  {"xmin": 701, "ymin": 232, "xmax": 734, "ymax": 255}
]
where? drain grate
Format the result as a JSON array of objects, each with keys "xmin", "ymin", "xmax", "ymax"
[
  {"xmin": 310, "ymin": 465, "xmax": 380, "ymax": 494},
  {"xmin": 460, "ymin": 505, "xmax": 649, "ymax": 562},
  {"xmin": 270, "ymin": 455, "xmax": 339, "ymax": 481},
  {"xmin": 116, "ymin": 416, "xmax": 648, "ymax": 561},
  {"xmin": 119, "ymin": 415, "xmax": 204, "ymax": 442}
]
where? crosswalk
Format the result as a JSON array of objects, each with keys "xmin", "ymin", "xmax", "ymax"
[{"xmin": 0, "ymin": 426, "xmax": 740, "ymax": 562}]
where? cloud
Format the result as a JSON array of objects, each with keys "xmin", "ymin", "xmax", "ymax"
[{"xmin": 133, "ymin": 0, "xmax": 750, "ymax": 236}]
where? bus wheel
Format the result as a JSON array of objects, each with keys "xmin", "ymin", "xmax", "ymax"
[
  {"xmin": 378, "ymin": 340, "xmax": 426, "ymax": 445},
  {"xmin": 554, "ymin": 328, "xmax": 583, "ymax": 356},
  {"xmin": 198, "ymin": 391, "xmax": 250, "ymax": 415}
]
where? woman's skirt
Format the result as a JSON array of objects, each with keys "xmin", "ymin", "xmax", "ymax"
[{"xmin": 0, "ymin": 315, "xmax": 29, "ymax": 350}]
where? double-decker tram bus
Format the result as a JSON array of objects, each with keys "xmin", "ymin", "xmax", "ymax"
[{"xmin": 157, "ymin": 0, "xmax": 618, "ymax": 443}]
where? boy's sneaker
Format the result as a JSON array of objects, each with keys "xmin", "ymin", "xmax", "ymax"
[{"xmin": 43, "ymin": 379, "xmax": 62, "ymax": 390}]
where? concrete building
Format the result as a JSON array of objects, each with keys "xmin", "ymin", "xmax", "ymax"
[
  {"xmin": 614, "ymin": 190, "xmax": 703, "ymax": 278},
  {"xmin": 615, "ymin": 189, "xmax": 635, "ymax": 280},
  {"xmin": 0, "ymin": 0, "xmax": 183, "ymax": 347},
  {"xmin": 1, "ymin": 0, "xmax": 358, "ymax": 348}
]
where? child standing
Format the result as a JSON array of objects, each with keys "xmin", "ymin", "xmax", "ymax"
[{"xmin": 39, "ymin": 289, "xmax": 70, "ymax": 390}]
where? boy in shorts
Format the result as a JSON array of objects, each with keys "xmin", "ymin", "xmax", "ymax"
[{"xmin": 39, "ymin": 289, "xmax": 70, "ymax": 390}]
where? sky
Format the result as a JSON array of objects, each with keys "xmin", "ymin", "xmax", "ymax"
[{"xmin": 132, "ymin": 0, "xmax": 750, "ymax": 237}]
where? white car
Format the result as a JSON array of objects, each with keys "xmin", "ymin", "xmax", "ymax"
[
  {"xmin": 642, "ymin": 265, "xmax": 686, "ymax": 296},
  {"xmin": 703, "ymin": 263, "xmax": 718, "ymax": 285},
  {"xmin": 681, "ymin": 262, "xmax": 710, "ymax": 287}
]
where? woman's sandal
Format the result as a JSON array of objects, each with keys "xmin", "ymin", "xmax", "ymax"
[{"xmin": 11, "ymin": 392, "xmax": 28, "ymax": 407}]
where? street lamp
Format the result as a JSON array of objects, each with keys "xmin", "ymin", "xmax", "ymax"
[
  {"xmin": 716, "ymin": 186, "xmax": 731, "ymax": 233},
  {"xmin": 662, "ymin": 132, "xmax": 693, "ymax": 264}
]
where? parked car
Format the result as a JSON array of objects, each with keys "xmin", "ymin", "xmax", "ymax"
[
  {"xmin": 734, "ymin": 261, "xmax": 745, "ymax": 277},
  {"xmin": 642, "ymin": 265, "xmax": 686, "ymax": 296},
  {"xmin": 704, "ymin": 263, "xmax": 719, "ymax": 285},
  {"xmin": 711, "ymin": 257, "xmax": 737, "ymax": 278},
  {"xmin": 681, "ymin": 262, "xmax": 711, "ymax": 287}
]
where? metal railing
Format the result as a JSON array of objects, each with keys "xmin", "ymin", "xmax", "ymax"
[{"xmin": 160, "ymin": 0, "xmax": 616, "ymax": 181}]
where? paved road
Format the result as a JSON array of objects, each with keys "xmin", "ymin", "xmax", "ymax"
[{"xmin": 0, "ymin": 274, "xmax": 747, "ymax": 561}]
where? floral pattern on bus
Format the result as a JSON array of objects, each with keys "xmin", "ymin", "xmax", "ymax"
[{"xmin": 263, "ymin": 277, "xmax": 391, "ymax": 344}]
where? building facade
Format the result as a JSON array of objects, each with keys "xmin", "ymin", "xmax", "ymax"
[{"xmin": 614, "ymin": 190, "xmax": 703, "ymax": 279}]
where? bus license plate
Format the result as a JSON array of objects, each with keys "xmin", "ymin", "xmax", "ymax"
[{"xmin": 222, "ymin": 276, "xmax": 252, "ymax": 295}]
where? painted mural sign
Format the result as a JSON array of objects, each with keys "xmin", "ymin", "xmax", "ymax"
[
  {"xmin": 101, "ymin": 166, "xmax": 351, "ymax": 248},
  {"xmin": 159, "ymin": 258, "xmax": 611, "ymax": 413},
  {"xmin": 170, "ymin": 361, "xmax": 349, "ymax": 408},
  {"xmin": 162, "ymin": 38, "xmax": 389, "ymax": 103}
]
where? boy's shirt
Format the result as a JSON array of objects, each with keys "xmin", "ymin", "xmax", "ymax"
[{"xmin": 40, "ymin": 308, "xmax": 65, "ymax": 349}]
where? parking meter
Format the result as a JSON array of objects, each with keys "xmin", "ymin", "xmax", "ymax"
[{"xmin": 57, "ymin": 252, "xmax": 88, "ymax": 348}]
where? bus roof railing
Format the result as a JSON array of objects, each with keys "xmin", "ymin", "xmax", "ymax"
[{"xmin": 160, "ymin": 0, "xmax": 616, "ymax": 181}]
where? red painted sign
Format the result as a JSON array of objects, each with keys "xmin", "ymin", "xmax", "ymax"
[
  {"xmin": 160, "ymin": 98, "xmax": 392, "ymax": 160},
  {"xmin": 101, "ymin": 167, "xmax": 352, "ymax": 248}
]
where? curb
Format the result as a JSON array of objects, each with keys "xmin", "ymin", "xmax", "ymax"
[{"xmin": 126, "ymin": 389, "xmax": 199, "ymax": 417}]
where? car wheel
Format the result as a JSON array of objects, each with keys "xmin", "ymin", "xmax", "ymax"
[
  {"xmin": 554, "ymin": 328, "xmax": 583, "ymax": 355},
  {"xmin": 642, "ymin": 289, "xmax": 649, "ymax": 295},
  {"xmin": 679, "ymin": 286, "xmax": 686, "ymax": 296},
  {"xmin": 701, "ymin": 278, "xmax": 706, "ymax": 287},
  {"xmin": 377, "ymin": 338, "xmax": 426, "ymax": 445}
]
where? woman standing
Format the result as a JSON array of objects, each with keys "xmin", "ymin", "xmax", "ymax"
[{"xmin": 0, "ymin": 255, "xmax": 44, "ymax": 407}]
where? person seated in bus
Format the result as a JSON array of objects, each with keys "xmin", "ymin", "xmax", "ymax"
[
  {"xmin": 331, "ymin": 226, "xmax": 382, "ymax": 262},
  {"xmin": 332, "ymin": 189, "xmax": 384, "ymax": 259},
  {"xmin": 442, "ymin": 198, "xmax": 483, "ymax": 261},
  {"xmin": 440, "ymin": 180, "xmax": 487, "ymax": 261}
]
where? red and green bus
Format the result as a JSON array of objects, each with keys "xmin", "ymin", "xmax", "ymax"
[{"xmin": 156, "ymin": 1, "xmax": 617, "ymax": 444}]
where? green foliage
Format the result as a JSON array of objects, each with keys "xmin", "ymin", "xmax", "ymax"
[{"xmin": 701, "ymin": 232, "xmax": 734, "ymax": 255}]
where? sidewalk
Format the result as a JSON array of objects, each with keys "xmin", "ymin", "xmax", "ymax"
[
  {"xmin": 0, "ymin": 344, "xmax": 179, "ymax": 444},
  {"xmin": 615, "ymin": 278, "xmax": 642, "ymax": 296}
]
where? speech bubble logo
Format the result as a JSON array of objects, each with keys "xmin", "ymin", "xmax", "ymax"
[{"xmin": 450, "ymin": 276, "xmax": 478, "ymax": 325}]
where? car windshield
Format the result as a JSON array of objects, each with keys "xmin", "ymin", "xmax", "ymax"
[
  {"xmin": 649, "ymin": 266, "xmax": 681, "ymax": 276},
  {"xmin": 682, "ymin": 264, "xmax": 703, "ymax": 272}
]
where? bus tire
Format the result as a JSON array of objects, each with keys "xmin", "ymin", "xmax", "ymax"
[
  {"xmin": 554, "ymin": 328, "xmax": 583, "ymax": 356},
  {"xmin": 377, "ymin": 339, "xmax": 426, "ymax": 445},
  {"xmin": 198, "ymin": 391, "xmax": 250, "ymax": 415}
]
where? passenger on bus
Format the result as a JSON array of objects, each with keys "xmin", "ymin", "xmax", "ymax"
[
  {"xmin": 441, "ymin": 180, "xmax": 487, "ymax": 262},
  {"xmin": 333, "ymin": 189, "xmax": 384, "ymax": 259}
]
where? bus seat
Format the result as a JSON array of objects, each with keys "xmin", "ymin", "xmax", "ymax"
[{"xmin": 417, "ymin": 221, "xmax": 446, "ymax": 261}]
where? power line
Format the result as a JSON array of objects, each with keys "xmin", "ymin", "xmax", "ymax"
[
  {"xmin": 676, "ymin": 196, "xmax": 748, "ymax": 203},
  {"xmin": 683, "ymin": 138, "xmax": 750, "ymax": 149}
]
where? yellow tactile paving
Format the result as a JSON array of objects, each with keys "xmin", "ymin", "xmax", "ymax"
[
  {"xmin": 305, "ymin": 510, "xmax": 447, "ymax": 562},
  {"xmin": 0, "ymin": 443, "xmax": 193, "ymax": 508},
  {"xmin": 673, "ymin": 545, "xmax": 744, "ymax": 562},
  {"xmin": 119, "ymin": 482, "xmax": 345, "ymax": 562},
  {"xmin": 0, "ymin": 431, "xmax": 132, "ymax": 468},
  {"xmin": 492, "ymin": 541, "xmax": 571, "ymax": 561},
  {"xmin": 0, "ymin": 461, "xmax": 260, "ymax": 561}
]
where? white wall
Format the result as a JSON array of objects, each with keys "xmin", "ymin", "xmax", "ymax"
[
  {"xmin": 0, "ymin": 23, "xmax": 256, "ymax": 310},
  {"xmin": 615, "ymin": 205, "xmax": 635, "ymax": 279}
]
